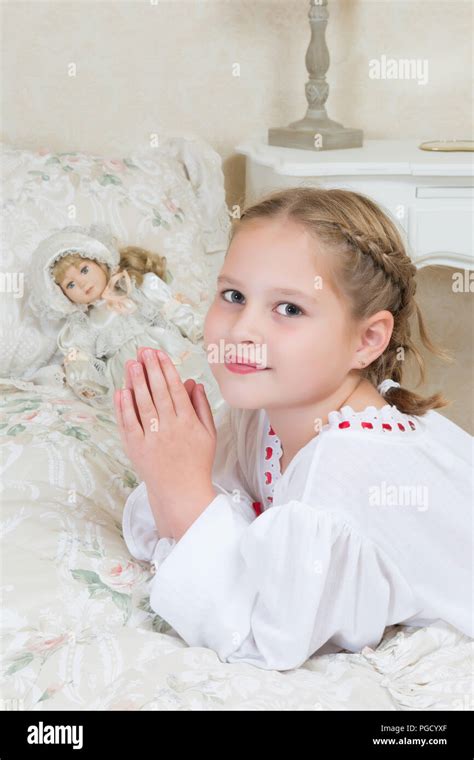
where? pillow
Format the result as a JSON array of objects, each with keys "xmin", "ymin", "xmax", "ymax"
[{"xmin": 0, "ymin": 137, "xmax": 230, "ymax": 378}]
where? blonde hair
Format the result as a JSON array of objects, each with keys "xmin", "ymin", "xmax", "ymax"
[
  {"xmin": 231, "ymin": 187, "xmax": 452, "ymax": 416},
  {"xmin": 117, "ymin": 245, "xmax": 167, "ymax": 287},
  {"xmin": 52, "ymin": 245, "xmax": 167, "ymax": 290}
]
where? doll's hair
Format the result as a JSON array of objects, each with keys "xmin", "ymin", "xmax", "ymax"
[
  {"xmin": 52, "ymin": 245, "xmax": 167, "ymax": 289},
  {"xmin": 117, "ymin": 245, "xmax": 167, "ymax": 287},
  {"xmin": 230, "ymin": 186, "xmax": 453, "ymax": 416}
]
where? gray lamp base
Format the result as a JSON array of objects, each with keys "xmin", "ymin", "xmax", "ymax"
[{"xmin": 268, "ymin": 117, "xmax": 364, "ymax": 152}]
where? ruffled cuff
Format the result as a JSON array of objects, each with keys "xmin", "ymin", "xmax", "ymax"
[
  {"xmin": 150, "ymin": 537, "xmax": 177, "ymax": 574},
  {"xmin": 122, "ymin": 481, "xmax": 160, "ymax": 561}
]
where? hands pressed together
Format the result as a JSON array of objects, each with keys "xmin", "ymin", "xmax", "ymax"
[{"xmin": 114, "ymin": 347, "xmax": 218, "ymax": 542}]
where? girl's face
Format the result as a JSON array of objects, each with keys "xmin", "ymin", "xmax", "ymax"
[
  {"xmin": 203, "ymin": 217, "xmax": 361, "ymax": 410},
  {"xmin": 59, "ymin": 259, "xmax": 108, "ymax": 304}
]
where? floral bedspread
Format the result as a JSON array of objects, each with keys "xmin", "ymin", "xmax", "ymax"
[{"xmin": 0, "ymin": 381, "xmax": 472, "ymax": 711}]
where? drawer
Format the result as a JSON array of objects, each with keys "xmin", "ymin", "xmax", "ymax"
[
  {"xmin": 416, "ymin": 186, "xmax": 474, "ymax": 199},
  {"xmin": 410, "ymin": 203, "xmax": 473, "ymax": 264}
]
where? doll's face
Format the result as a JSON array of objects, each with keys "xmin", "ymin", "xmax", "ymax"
[{"xmin": 59, "ymin": 259, "xmax": 108, "ymax": 304}]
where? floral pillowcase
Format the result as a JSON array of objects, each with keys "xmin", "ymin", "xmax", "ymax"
[{"xmin": 0, "ymin": 138, "xmax": 230, "ymax": 378}]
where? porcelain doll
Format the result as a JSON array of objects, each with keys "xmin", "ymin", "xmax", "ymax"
[{"xmin": 28, "ymin": 224, "xmax": 223, "ymax": 412}]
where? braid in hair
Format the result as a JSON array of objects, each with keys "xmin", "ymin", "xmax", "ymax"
[{"xmin": 327, "ymin": 221, "xmax": 451, "ymax": 413}]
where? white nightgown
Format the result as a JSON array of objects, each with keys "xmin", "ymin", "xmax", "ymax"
[{"xmin": 122, "ymin": 394, "xmax": 473, "ymax": 671}]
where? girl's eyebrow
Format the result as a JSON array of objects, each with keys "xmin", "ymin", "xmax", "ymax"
[{"xmin": 217, "ymin": 275, "xmax": 319, "ymax": 302}]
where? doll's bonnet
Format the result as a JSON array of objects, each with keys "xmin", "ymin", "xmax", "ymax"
[{"xmin": 28, "ymin": 224, "xmax": 121, "ymax": 321}]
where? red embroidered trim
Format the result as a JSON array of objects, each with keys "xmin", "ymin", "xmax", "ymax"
[
  {"xmin": 259, "ymin": 414, "xmax": 418, "ymax": 522},
  {"xmin": 337, "ymin": 419, "xmax": 417, "ymax": 431}
]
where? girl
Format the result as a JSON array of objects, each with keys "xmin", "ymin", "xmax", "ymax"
[
  {"xmin": 28, "ymin": 224, "xmax": 223, "ymax": 412},
  {"xmin": 115, "ymin": 188, "xmax": 473, "ymax": 672}
]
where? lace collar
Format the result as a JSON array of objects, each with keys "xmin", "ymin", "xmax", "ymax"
[{"xmin": 326, "ymin": 404, "xmax": 419, "ymax": 434}]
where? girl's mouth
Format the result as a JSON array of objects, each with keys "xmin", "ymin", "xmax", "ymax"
[{"xmin": 225, "ymin": 361, "xmax": 270, "ymax": 375}]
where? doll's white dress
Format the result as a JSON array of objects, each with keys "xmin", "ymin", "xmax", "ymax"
[{"xmin": 56, "ymin": 272, "xmax": 224, "ymax": 414}]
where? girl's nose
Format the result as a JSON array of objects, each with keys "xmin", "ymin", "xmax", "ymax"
[{"xmin": 229, "ymin": 319, "xmax": 264, "ymax": 345}]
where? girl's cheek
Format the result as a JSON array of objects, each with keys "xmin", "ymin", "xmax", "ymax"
[
  {"xmin": 203, "ymin": 304, "xmax": 221, "ymax": 340},
  {"xmin": 203, "ymin": 317, "xmax": 215, "ymax": 351}
]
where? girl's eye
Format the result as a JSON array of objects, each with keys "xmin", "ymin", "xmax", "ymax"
[
  {"xmin": 81, "ymin": 266, "xmax": 89, "ymax": 274},
  {"xmin": 66, "ymin": 282, "xmax": 75, "ymax": 289},
  {"xmin": 220, "ymin": 289, "xmax": 303, "ymax": 317},
  {"xmin": 275, "ymin": 302, "xmax": 303, "ymax": 317},
  {"xmin": 221, "ymin": 288, "xmax": 244, "ymax": 304}
]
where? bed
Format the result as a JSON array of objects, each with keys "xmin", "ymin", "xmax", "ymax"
[{"xmin": 0, "ymin": 137, "xmax": 472, "ymax": 711}]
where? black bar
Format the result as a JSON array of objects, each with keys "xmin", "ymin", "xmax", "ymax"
[{"xmin": 0, "ymin": 709, "xmax": 472, "ymax": 757}]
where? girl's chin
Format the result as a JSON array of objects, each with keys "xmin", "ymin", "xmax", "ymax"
[
  {"xmin": 224, "ymin": 397, "xmax": 264, "ymax": 410},
  {"xmin": 219, "ymin": 383, "xmax": 268, "ymax": 409}
]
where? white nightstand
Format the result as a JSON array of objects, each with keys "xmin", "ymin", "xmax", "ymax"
[{"xmin": 235, "ymin": 139, "xmax": 474, "ymax": 270}]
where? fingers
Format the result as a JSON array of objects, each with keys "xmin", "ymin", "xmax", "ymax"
[
  {"xmin": 139, "ymin": 349, "xmax": 176, "ymax": 420},
  {"xmin": 138, "ymin": 347, "xmax": 196, "ymax": 402},
  {"xmin": 128, "ymin": 362, "xmax": 159, "ymax": 434},
  {"xmin": 184, "ymin": 378, "xmax": 196, "ymax": 399},
  {"xmin": 114, "ymin": 388, "xmax": 143, "ymax": 447},
  {"xmin": 154, "ymin": 350, "xmax": 196, "ymax": 420},
  {"xmin": 120, "ymin": 348, "xmax": 198, "ymax": 441},
  {"xmin": 136, "ymin": 347, "xmax": 202, "ymax": 427},
  {"xmin": 124, "ymin": 361, "xmax": 141, "ymax": 423},
  {"xmin": 138, "ymin": 347, "xmax": 195, "ymax": 397},
  {"xmin": 141, "ymin": 348, "xmax": 194, "ymax": 424},
  {"xmin": 136, "ymin": 347, "xmax": 159, "ymax": 398},
  {"xmin": 191, "ymin": 383, "xmax": 216, "ymax": 438},
  {"xmin": 137, "ymin": 346, "xmax": 154, "ymax": 363}
]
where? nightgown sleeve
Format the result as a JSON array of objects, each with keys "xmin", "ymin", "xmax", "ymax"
[
  {"xmin": 140, "ymin": 272, "xmax": 204, "ymax": 343},
  {"xmin": 121, "ymin": 403, "xmax": 257, "ymax": 562},
  {"xmin": 146, "ymin": 500, "xmax": 420, "ymax": 671}
]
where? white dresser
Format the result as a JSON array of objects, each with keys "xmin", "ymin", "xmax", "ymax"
[{"xmin": 235, "ymin": 139, "xmax": 474, "ymax": 271}]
